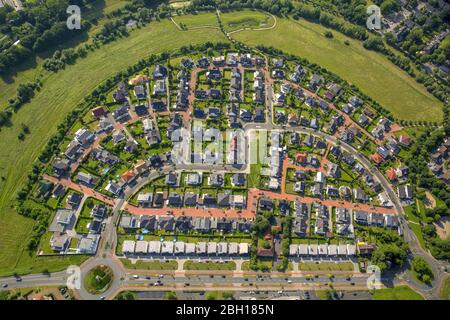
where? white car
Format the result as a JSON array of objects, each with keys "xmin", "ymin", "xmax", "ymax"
[{"xmin": 132, "ymin": 275, "xmax": 139, "ymax": 279}]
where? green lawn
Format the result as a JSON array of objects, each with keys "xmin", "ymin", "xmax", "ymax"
[
  {"xmin": 84, "ymin": 265, "xmax": 113, "ymax": 294},
  {"xmin": 119, "ymin": 259, "xmax": 178, "ymax": 271},
  {"xmin": 231, "ymin": 17, "xmax": 443, "ymax": 122},
  {"xmin": 184, "ymin": 260, "xmax": 236, "ymax": 271},
  {"xmin": 372, "ymin": 285, "xmax": 424, "ymax": 300},
  {"xmin": 0, "ymin": 19, "xmax": 226, "ymax": 276}
]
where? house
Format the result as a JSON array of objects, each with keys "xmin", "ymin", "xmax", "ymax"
[
  {"xmin": 165, "ymin": 171, "xmax": 178, "ymax": 186},
  {"xmin": 193, "ymin": 217, "xmax": 211, "ymax": 233},
  {"xmin": 113, "ymin": 104, "xmax": 129, "ymax": 122},
  {"xmin": 174, "ymin": 241, "xmax": 185, "ymax": 255},
  {"xmin": 207, "ymin": 242, "xmax": 217, "ymax": 255},
  {"xmin": 217, "ymin": 193, "xmax": 231, "ymax": 207},
  {"xmin": 358, "ymin": 113, "xmax": 370, "ymax": 126},
  {"xmin": 195, "ymin": 242, "xmax": 207, "ymax": 255},
  {"xmin": 398, "ymin": 135, "xmax": 411, "ymax": 147},
  {"xmin": 122, "ymin": 240, "xmax": 136, "ymax": 254},
  {"xmin": 385, "ymin": 215, "xmax": 399, "ymax": 229},
  {"xmin": 325, "ymin": 83, "xmax": 342, "ymax": 101},
  {"xmin": 50, "ymin": 234, "xmax": 70, "ymax": 252},
  {"xmin": 167, "ymin": 193, "xmax": 182, "ymax": 207},
  {"xmin": 315, "ymin": 172, "xmax": 325, "ymax": 184},
  {"xmin": 206, "ymin": 69, "xmax": 222, "ymax": 80},
  {"xmin": 78, "ymin": 234, "xmax": 100, "ymax": 255},
  {"xmin": 186, "ymin": 173, "xmax": 202, "ymax": 186},
  {"xmin": 230, "ymin": 195, "xmax": 245, "ymax": 209},
  {"xmin": 148, "ymin": 241, "xmax": 161, "ymax": 254},
  {"xmin": 161, "ymin": 241, "xmax": 174, "ymax": 255},
  {"xmin": 254, "ymin": 108, "xmax": 265, "ymax": 122},
  {"xmin": 309, "ymin": 74, "xmax": 323, "ymax": 91},
  {"xmin": 209, "ymin": 173, "xmax": 223, "ymax": 187},
  {"xmin": 294, "ymin": 181, "xmax": 305, "ymax": 194},
  {"xmin": 153, "ymin": 64, "xmax": 167, "ymax": 79},
  {"xmin": 120, "ymin": 215, "xmax": 139, "ymax": 230},
  {"xmin": 208, "ymin": 88, "xmax": 221, "ymax": 100},
  {"xmin": 386, "ymin": 168, "xmax": 397, "ymax": 181},
  {"xmin": 371, "ymin": 213, "xmax": 385, "ymax": 227},
  {"xmin": 134, "ymin": 104, "xmax": 148, "ymax": 117},
  {"xmin": 327, "ymin": 162, "xmax": 341, "ymax": 178},
  {"xmin": 91, "ymin": 106, "xmax": 107, "ymax": 119},
  {"xmin": 153, "ymin": 80, "xmax": 166, "ymax": 95},
  {"xmin": 203, "ymin": 194, "xmax": 217, "ymax": 207},
  {"xmin": 134, "ymin": 84, "xmax": 146, "ymax": 99},
  {"xmin": 140, "ymin": 216, "xmax": 157, "ymax": 231},
  {"xmin": 197, "ymin": 56, "xmax": 210, "ymax": 68},
  {"xmin": 112, "ymin": 82, "xmax": 128, "ymax": 103},
  {"xmin": 76, "ymin": 172, "xmax": 95, "ymax": 186},
  {"xmin": 74, "ymin": 128, "xmax": 94, "ymax": 147},
  {"xmin": 353, "ymin": 188, "xmax": 367, "ymax": 203},
  {"xmin": 185, "ymin": 242, "xmax": 196, "ymax": 255},
  {"xmin": 53, "ymin": 159, "xmax": 70, "ymax": 177},
  {"xmin": 67, "ymin": 192, "xmax": 82, "ymax": 207}
]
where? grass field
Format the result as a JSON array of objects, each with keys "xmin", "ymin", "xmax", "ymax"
[
  {"xmin": 221, "ymin": 9, "xmax": 274, "ymax": 32},
  {"xmin": 184, "ymin": 260, "xmax": 236, "ymax": 271},
  {"xmin": 372, "ymin": 285, "xmax": 424, "ymax": 300},
  {"xmin": 0, "ymin": 20, "xmax": 226, "ymax": 276},
  {"xmin": 230, "ymin": 16, "xmax": 443, "ymax": 122},
  {"xmin": 439, "ymin": 275, "xmax": 450, "ymax": 300},
  {"xmin": 0, "ymin": 10, "xmax": 444, "ymax": 276},
  {"xmin": 298, "ymin": 262, "xmax": 354, "ymax": 271}
]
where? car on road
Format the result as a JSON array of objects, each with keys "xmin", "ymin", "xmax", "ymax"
[
  {"xmin": 287, "ymin": 280, "xmax": 292, "ymax": 284},
  {"xmin": 132, "ymin": 274, "xmax": 139, "ymax": 279},
  {"xmin": 2, "ymin": 284, "xmax": 8, "ymax": 288},
  {"xmin": 158, "ymin": 274, "xmax": 164, "ymax": 278},
  {"xmin": 15, "ymin": 277, "xmax": 22, "ymax": 282},
  {"xmin": 100, "ymin": 296, "xmax": 105, "ymax": 300}
]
